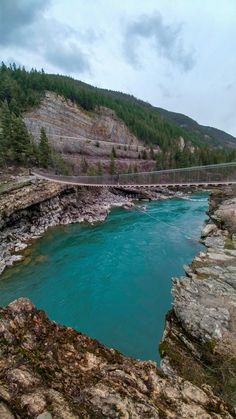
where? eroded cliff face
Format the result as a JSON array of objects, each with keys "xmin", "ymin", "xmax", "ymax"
[
  {"xmin": 160, "ymin": 186, "xmax": 236, "ymax": 410},
  {"xmin": 0, "ymin": 171, "xmax": 182, "ymax": 276},
  {"xmin": 1, "ymin": 173, "xmax": 236, "ymax": 417},
  {"xmin": 0, "ymin": 173, "xmax": 133, "ymax": 275},
  {"xmin": 24, "ymin": 92, "xmax": 157, "ymax": 174},
  {"xmin": 0, "ymin": 297, "xmax": 233, "ymax": 418}
]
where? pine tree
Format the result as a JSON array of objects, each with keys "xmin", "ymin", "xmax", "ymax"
[
  {"xmin": 0, "ymin": 102, "xmax": 34, "ymax": 165},
  {"xmin": 97, "ymin": 161, "xmax": 103, "ymax": 175},
  {"xmin": 111, "ymin": 145, "xmax": 117, "ymax": 158},
  {"xmin": 0, "ymin": 101, "xmax": 12, "ymax": 164},
  {"xmin": 109, "ymin": 154, "xmax": 115, "ymax": 175},
  {"xmin": 12, "ymin": 115, "xmax": 33, "ymax": 163},
  {"xmin": 142, "ymin": 149, "xmax": 147, "ymax": 160},
  {"xmin": 150, "ymin": 146, "xmax": 155, "ymax": 160},
  {"xmin": 51, "ymin": 150, "xmax": 70, "ymax": 175},
  {"xmin": 38, "ymin": 127, "xmax": 52, "ymax": 168}
]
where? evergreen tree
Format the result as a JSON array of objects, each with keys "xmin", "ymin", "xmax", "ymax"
[
  {"xmin": 149, "ymin": 146, "xmax": 155, "ymax": 160},
  {"xmin": 0, "ymin": 61, "xmax": 235, "ymax": 171},
  {"xmin": 97, "ymin": 161, "xmax": 103, "ymax": 175},
  {"xmin": 51, "ymin": 151, "xmax": 70, "ymax": 175},
  {"xmin": 0, "ymin": 102, "xmax": 34, "ymax": 165},
  {"xmin": 109, "ymin": 154, "xmax": 115, "ymax": 175},
  {"xmin": 142, "ymin": 149, "xmax": 147, "ymax": 160},
  {"xmin": 38, "ymin": 127, "xmax": 52, "ymax": 168},
  {"xmin": 155, "ymin": 152, "xmax": 164, "ymax": 170},
  {"xmin": 0, "ymin": 101, "xmax": 12, "ymax": 163},
  {"xmin": 11, "ymin": 115, "xmax": 33, "ymax": 163},
  {"xmin": 111, "ymin": 145, "xmax": 117, "ymax": 158}
]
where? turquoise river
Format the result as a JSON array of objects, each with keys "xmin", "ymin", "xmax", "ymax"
[{"xmin": 0, "ymin": 193, "xmax": 208, "ymax": 362}]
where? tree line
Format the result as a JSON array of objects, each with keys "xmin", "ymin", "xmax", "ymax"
[
  {"xmin": 0, "ymin": 62, "xmax": 236, "ymax": 171},
  {"xmin": 0, "ymin": 101, "xmax": 69, "ymax": 173}
]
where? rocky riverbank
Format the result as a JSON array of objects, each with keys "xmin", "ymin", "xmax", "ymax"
[
  {"xmin": 160, "ymin": 185, "xmax": 236, "ymax": 411},
  {"xmin": 0, "ymin": 172, "xmax": 185, "ymax": 276},
  {"xmin": 0, "ymin": 179, "xmax": 236, "ymax": 417},
  {"xmin": 0, "ymin": 298, "xmax": 233, "ymax": 418}
]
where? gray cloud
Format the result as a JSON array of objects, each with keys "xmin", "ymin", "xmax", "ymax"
[
  {"xmin": 158, "ymin": 83, "xmax": 181, "ymax": 99},
  {"xmin": 0, "ymin": 0, "xmax": 91, "ymax": 74},
  {"xmin": 123, "ymin": 13, "xmax": 195, "ymax": 71},
  {"xmin": 45, "ymin": 42, "xmax": 90, "ymax": 73},
  {"xmin": 0, "ymin": 0, "xmax": 49, "ymax": 46}
]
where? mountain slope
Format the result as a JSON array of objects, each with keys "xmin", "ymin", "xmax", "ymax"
[
  {"xmin": 155, "ymin": 107, "xmax": 236, "ymax": 148},
  {"xmin": 0, "ymin": 62, "xmax": 236, "ymax": 172}
]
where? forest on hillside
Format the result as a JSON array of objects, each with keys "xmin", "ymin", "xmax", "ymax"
[{"xmin": 0, "ymin": 62, "xmax": 236, "ymax": 171}]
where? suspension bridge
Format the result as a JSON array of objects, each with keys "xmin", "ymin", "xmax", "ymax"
[{"xmin": 32, "ymin": 162, "xmax": 236, "ymax": 187}]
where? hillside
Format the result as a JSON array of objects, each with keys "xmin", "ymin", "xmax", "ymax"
[
  {"xmin": 155, "ymin": 107, "xmax": 236, "ymax": 148},
  {"xmin": 0, "ymin": 62, "xmax": 236, "ymax": 173},
  {"xmin": 24, "ymin": 91, "xmax": 158, "ymax": 174}
]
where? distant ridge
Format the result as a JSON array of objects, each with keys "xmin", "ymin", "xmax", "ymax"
[
  {"xmin": 155, "ymin": 107, "xmax": 236, "ymax": 148},
  {"xmin": 1, "ymin": 62, "xmax": 236, "ymax": 172}
]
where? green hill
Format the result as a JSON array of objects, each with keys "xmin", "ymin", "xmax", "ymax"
[
  {"xmin": 155, "ymin": 107, "xmax": 236, "ymax": 148},
  {"xmin": 0, "ymin": 62, "xmax": 236, "ymax": 170}
]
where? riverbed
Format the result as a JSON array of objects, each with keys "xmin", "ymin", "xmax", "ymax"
[{"xmin": 0, "ymin": 193, "xmax": 208, "ymax": 361}]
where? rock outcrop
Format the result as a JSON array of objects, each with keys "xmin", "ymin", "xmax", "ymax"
[
  {"xmin": 0, "ymin": 171, "xmax": 184, "ymax": 276},
  {"xmin": 0, "ymin": 297, "xmax": 233, "ymax": 418},
  {"xmin": 160, "ymin": 186, "xmax": 236, "ymax": 411},
  {"xmin": 0, "ymin": 174, "xmax": 132, "ymax": 275},
  {"xmin": 24, "ymin": 92, "xmax": 158, "ymax": 174},
  {"xmin": 1, "ymin": 173, "xmax": 236, "ymax": 416}
]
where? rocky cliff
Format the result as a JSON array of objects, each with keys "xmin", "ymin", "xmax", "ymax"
[
  {"xmin": 0, "ymin": 170, "xmax": 182, "ymax": 276},
  {"xmin": 161, "ymin": 186, "xmax": 236, "ymax": 410},
  {"xmin": 1, "ymin": 173, "xmax": 236, "ymax": 417},
  {"xmin": 0, "ymin": 297, "xmax": 233, "ymax": 418},
  {"xmin": 0, "ymin": 172, "xmax": 131, "ymax": 276},
  {"xmin": 24, "ymin": 92, "xmax": 157, "ymax": 174}
]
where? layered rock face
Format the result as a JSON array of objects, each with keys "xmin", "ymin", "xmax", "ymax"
[
  {"xmin": 0, "ymin": 171, "xmax": 182, "ymax": 276},
  {"xmin": 24, "ymin": 92, "xmax": 157, "ymax": 173},
  {"xmin": 0, "ymin": 298, "xmax": 233, "ymax": 418},
  {"xmin": 0, "ymin": 174, "xmax": 132, "ymax": 275},
  {"xmin": 1, "ymin": 173, "xmax": 236, "ymax": 416},
  {"xmin": 161, "ymin": 186, "xmax": 236, "ymax": 410}
]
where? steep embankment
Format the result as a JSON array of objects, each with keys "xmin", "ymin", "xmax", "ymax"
[
  {"xmin": 1, "ymin": 173, "xmax": 236, "ymax": 416},
  {"xmin": 0, "ymin": 171, "xmax": 182, "ymax": 276},
  {"xmin": 24, "ymin": 92, "xmax": 158, "ymax": 174},
  {"xmin": 161, "ymin": 186, "xmax": 236, "ymax": 409},
  {"xmin": 0, "ymin": 173, "xmax": 131, "ymax": 275},
  {"xmin": 0, "ymin": 300, "xmax": 232, "ymax": 418}
]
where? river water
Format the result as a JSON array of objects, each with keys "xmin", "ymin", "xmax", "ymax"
[{"xmin": 0, "ymin": 193, "xmax": 208, "ymax": 362}]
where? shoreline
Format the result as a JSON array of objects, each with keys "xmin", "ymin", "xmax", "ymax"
[
  {"xmin": 0, "ymin": 175, "xmax": 190, "ymax": 277},
  {"xmin": 0, "ymin": 179, "xmax": 235, "ymax": 416},
  {"xmin": 160, "ymin": 185, "xmax": 236, "ymax": 409}
]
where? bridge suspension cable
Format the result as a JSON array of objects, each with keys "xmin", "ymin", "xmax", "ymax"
[{"xmin": 32, "ymin": 161, "xmax": 236, "ymax": 187}]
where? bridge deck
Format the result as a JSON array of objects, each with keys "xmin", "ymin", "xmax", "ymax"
[{"xmin": 32, "ymin": 162, "xmax": 236, "ymax": 187}]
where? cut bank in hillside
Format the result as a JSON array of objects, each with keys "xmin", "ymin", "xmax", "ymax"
[{"xmin": 1, "ymin": 63, "xmax": 236, "ymax": 176}]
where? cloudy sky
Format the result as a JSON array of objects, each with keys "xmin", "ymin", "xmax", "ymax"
[{"xmin": 1, "ymin": 0, "xmax": 236, "ymax": 135}]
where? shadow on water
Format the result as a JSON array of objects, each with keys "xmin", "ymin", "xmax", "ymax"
[{"xmin": 0, "ymin": 192, "xmax": 208, "ymax": 363}]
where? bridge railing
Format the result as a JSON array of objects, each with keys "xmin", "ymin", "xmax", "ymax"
[
  {"xmin": 32, "ymin": 162, "xmax": 236, "ymax": 186},
  {"xmin": 118, "ymin": 162, "xmax": 236, "ymax": 185}
]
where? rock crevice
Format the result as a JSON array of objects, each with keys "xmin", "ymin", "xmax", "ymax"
[{"xmin": 161, "ymin": 186, "xmax": 236, "ymax": 411}]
